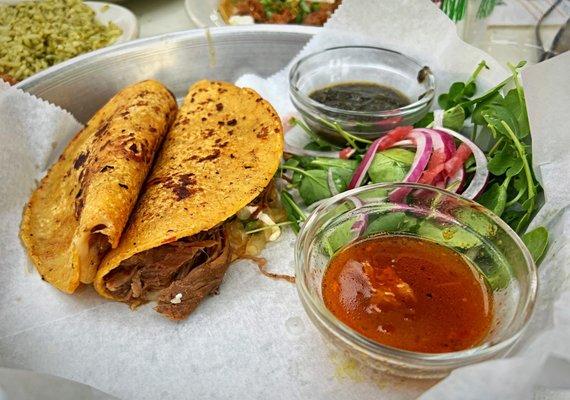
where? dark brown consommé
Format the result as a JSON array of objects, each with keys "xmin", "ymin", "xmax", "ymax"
[
  {"xmin": 309, "ymin": 82, "xmax": 410, "ymax": 112},
  {"xmin": 322, "ymin": 235, "xmax": 493, "ymax": 353}
]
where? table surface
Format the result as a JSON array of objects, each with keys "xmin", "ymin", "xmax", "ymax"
[{"xmin": 121, "ymin": 0, "xmax": 562, "ymax": 65}]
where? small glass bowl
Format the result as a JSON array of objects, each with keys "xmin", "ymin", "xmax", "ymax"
[
  {"xmin": 289, "ymin": 46, "xmax": 435, "ymax": 145},
  {"xmin": 295, "ymin": 183, "xmax": 537, "ymax": 379}
]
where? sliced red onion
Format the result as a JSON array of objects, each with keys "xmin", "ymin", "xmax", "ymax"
[
  {"xmin": 435, "ymin": 127, "xmax": 488, "ymax": 199},
  {"xmin": 389, "ymin": 130, "xmax": 433, "ymax": 202},
  {"xmin": 347, "ymin": 196, "xmax": 367, "ymax": 237},
  {"xmin": 284, "ymin": 144, "xmax": 341, "ymax": 159},
  {"xmin": 347, "ymin": 138, "xmax": 383, "ymax": 189},
  {"xmin": 327, "ymin": 168, "xmax": 339, "ymax": 196},
  {"xmin": 392, "ymin": 139, "xmax": 414, "ymax": 148},
  {"xmin": 438, "ymin": 130, "xmax": 456, "ymax": 160},
  {"xmin": 425, "ymin": 129, "xmax": 445, "ymax": 169},
  {"xmin": 434, "ymin": 179, "xmax": 446, "ymax": 189}
]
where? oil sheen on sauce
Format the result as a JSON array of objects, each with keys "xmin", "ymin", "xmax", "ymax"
[
  {"xmin": 322, "ymin": 235, "xmax": 493, "ymax": 353},
  {"xmin": 309, "ymin": 82, "xmax": 410, "ymax": 112}
]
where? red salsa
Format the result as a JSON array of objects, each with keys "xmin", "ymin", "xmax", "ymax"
[{"xmin": 322, "ymin": 235, "xmax": 493, "ymax": 353}]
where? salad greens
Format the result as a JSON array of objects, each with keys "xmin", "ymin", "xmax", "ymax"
[
  {"xmin": 279, "ymin": 60, "xmax": 549, "ymax": 264},
  {"xmin": 260, "ymin": 0, "xmax": 323, "ymax": 23}
]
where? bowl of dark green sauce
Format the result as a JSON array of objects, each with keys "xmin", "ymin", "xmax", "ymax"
[{"xmin": 289, "ymin": 46, "xmax": 435, "ymax": 145}]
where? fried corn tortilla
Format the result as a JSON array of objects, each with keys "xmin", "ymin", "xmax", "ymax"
[
  {"xmin": 94, "ymin": 80, "xmax": 283, "ymax": 319},
  {"xmin": 20, "ymin": 80, "xmax": 177, "ymax": 293}
]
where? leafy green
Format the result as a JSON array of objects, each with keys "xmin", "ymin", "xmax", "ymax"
[
  {"xmin": 522, "ymin": 226, "xmax": 549, "ymax": 263},
  {"xmin": 443, "ymin": 60, "xmax": 544, "ymax": 236},
  {"xmin": 278, "ymin": 59, "xmax": 548, "ymax": 260},
  {"xmin": 442, "ymin": 105, "xmax": 466, "ymax": 131},
  {"xmin": 417, "ymin": 222, "xmax": 481, "ymax": 250},
  {"xmin": 368, "ymin": 148, "xmax": 415, "ymax": 183},
  {"xmin": 282, "ymin": 165, "xmax": 352, "ymax": 206},
  {"xmin": 309, "ymin": 157, "xmax": 358, "ymax": 171},
  {"xmin": 364, "ymin": 212, "xmax": 418, "ymax": 236},
  {"xmin": 280, "ymin": 191, "xmax": 305, "ymax": 234},
  {"xmin": 438, "ymin": 61, "xmax": 488, "ymax": 117},
  {"xmin": 295, "ymin": 169, "xmax": 331, "ymax": 205},
  {"xmin": 477, "ymin": 182, "xmax": 508, "ymax": 216},
  {"xmin": 323, "ymin": 218, "xmax": 357, "ymax": 256},
  {"xmin": 410, "ymin": 105, "xmax": 465, "ymax": 130}
]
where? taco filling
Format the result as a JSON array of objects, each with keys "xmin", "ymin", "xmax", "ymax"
[
  {"xmin": 104, "ymin": 225, "xmax": 230, "ymax": 320},
  {"xmin": 103, "ymin": 181, "xmax": 283, "ymax": 320}
]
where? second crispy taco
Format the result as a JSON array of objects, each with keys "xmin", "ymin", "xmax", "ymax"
[{"xmin": 94, "ymin": 80, "xmax": 284, "ymax": 320}]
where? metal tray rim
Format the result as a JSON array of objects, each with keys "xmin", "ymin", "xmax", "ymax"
[{"xmin": 16, "ymin": 25, "xmax": 320, "ymax": 92}]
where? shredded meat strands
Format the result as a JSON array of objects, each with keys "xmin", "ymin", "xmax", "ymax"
[
  {"xmin": 104, "ymin": 226, "xmax": 229, "ymax": 319},
  {"xmin": 243, "ymin": 255, "xmax": 295, "ymax": 284},
  {"xmin": 103, "ymin": 181, "xmax": 294, "ymax": 320}
]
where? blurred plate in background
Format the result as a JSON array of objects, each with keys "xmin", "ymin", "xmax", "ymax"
[
  {"xmin": 185, "ymin": 0, "xmax": 226, "ymax": 27},
  {"xmin": 85, "ymin": 1, "xmax": 139, "ymax": 43}
]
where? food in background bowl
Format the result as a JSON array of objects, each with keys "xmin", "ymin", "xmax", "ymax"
[
  {"xmin": 0, "ymin": 0, "xmax": 123, "ymax": 82},
  {"xmin": 219, "ymin": 0, "xmax": 341, "ymax": 26}
]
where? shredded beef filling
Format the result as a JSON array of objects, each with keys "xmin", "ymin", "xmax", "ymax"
[{"xmin": 104, "ymin": 226, "xmax": 230, "ymax": 320}]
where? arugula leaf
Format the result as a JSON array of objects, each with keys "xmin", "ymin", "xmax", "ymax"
[
  {"xmin": 280, "ymin": 191, "xmax": 305, "ymax": 234},
  {"xmin": 437, "ymin": 61, "xmax": 488, "ymax": 115},
  {"xmin": 413, "ymin": 107, "xmax": 465, "ymax": 130},
  {"xmin": 477, "ymin": 182, "xmax": 508, "ymax": 217},
  {"xmin": 417, "ymin": 222, "xmax": 481, "ymax": 250},
  {"xmin": 522, "ymin": 226, "xmax": 549, "ymax": 263},
  {"xmin": 455, "ymin": 208, "xmax": 498, "ymax": 238},
  {"xmin": 487, "ymin": 145, "xmax": 522, "ymax": 176},
  {"xmin": 442, "ymin": 106, "xmax": 466, "ymax": 131},
  {"xmin": 364, "ymin": 212, "xmax": 418, "ymax": 236},
  {"xmin": 284, "ymin": 166, "xmax": 352, "ymax": 206},
  {"xmin": 323, "ymin": 218, "xmax": 357, "ymax": 256},
  {"xmin": 472, "ymin": 92, "xmax": 503, "ymax": 126},
  {"xmin": 368, "ymin": 148, "xmax": 415, "ymax": 183},
  {"xmin": 309, "ymin": 158, "xmax": 358, "ymax": 171},
  {"xmin": 330, "ymin": 167, "xmax": 353, "ymax": 192},
  {"xmin": 504, "ymin": 89, "xmax": 530, "ymax": 139},
  {"xmin": 297, "ymin": 169, "xmax": 331, "ymax": 205}
]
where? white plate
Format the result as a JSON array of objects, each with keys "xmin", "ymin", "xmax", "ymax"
[
  {"xmin": 185, "ymin": 0, "xmax": 227, "ymax": 28},
  {"xmin": 0, "ymin": 1, "xmax": 138, "ymax": 44},
  {"xmin": 85, "ymin": 1, "xmax": 139, "ymax": 44}
]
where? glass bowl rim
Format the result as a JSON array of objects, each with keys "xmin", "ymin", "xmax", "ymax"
[
  {"xmin": 294, "ymin": 182, "xmax": 538, "ymax": 365},
  {"xmin": 288, "ymin": 45, "xmax": 436, "ymax": 119}
]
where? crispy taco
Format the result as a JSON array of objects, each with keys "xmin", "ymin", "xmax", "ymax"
[
  {"xmin": 94, "ymin": 80, "xmax": 284, "ymax": 320},
  {"xmin": 20, "ymin": 80, "xmax": 177, "ymax": 293}
]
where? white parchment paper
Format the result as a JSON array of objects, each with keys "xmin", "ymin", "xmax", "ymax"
[{"xmin": 0, "ymin": 1, "xmax": 569, "ymax": 399}]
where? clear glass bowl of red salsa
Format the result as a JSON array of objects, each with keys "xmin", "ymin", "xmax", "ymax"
[{"xmin": 295, "ymin": 183, "xmax": 537, "ymax": 379}]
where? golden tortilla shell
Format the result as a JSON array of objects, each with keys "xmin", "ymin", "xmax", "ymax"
[
  {"xmin": 20, "ymin": 80, "xmax": 177, "ymax": 293},
  {"xmin": 94, "ymin": 80, "xmax": 283, "ymax": 298}
]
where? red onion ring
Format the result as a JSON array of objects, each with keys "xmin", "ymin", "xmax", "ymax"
[
  {"xmin": 347, "ymin": 196, "xmax": 367, "ymax": 237},
  {"xmin": 434, "ymin": 127, "xmax": 488, "ymax": 199},
  {"xmin": 389, "ymin": 130, "xmax": 433, "ymax": 202},
  {"xmin": 347, "ymin": 138, "xmax": 383, "ymax": 189}
]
